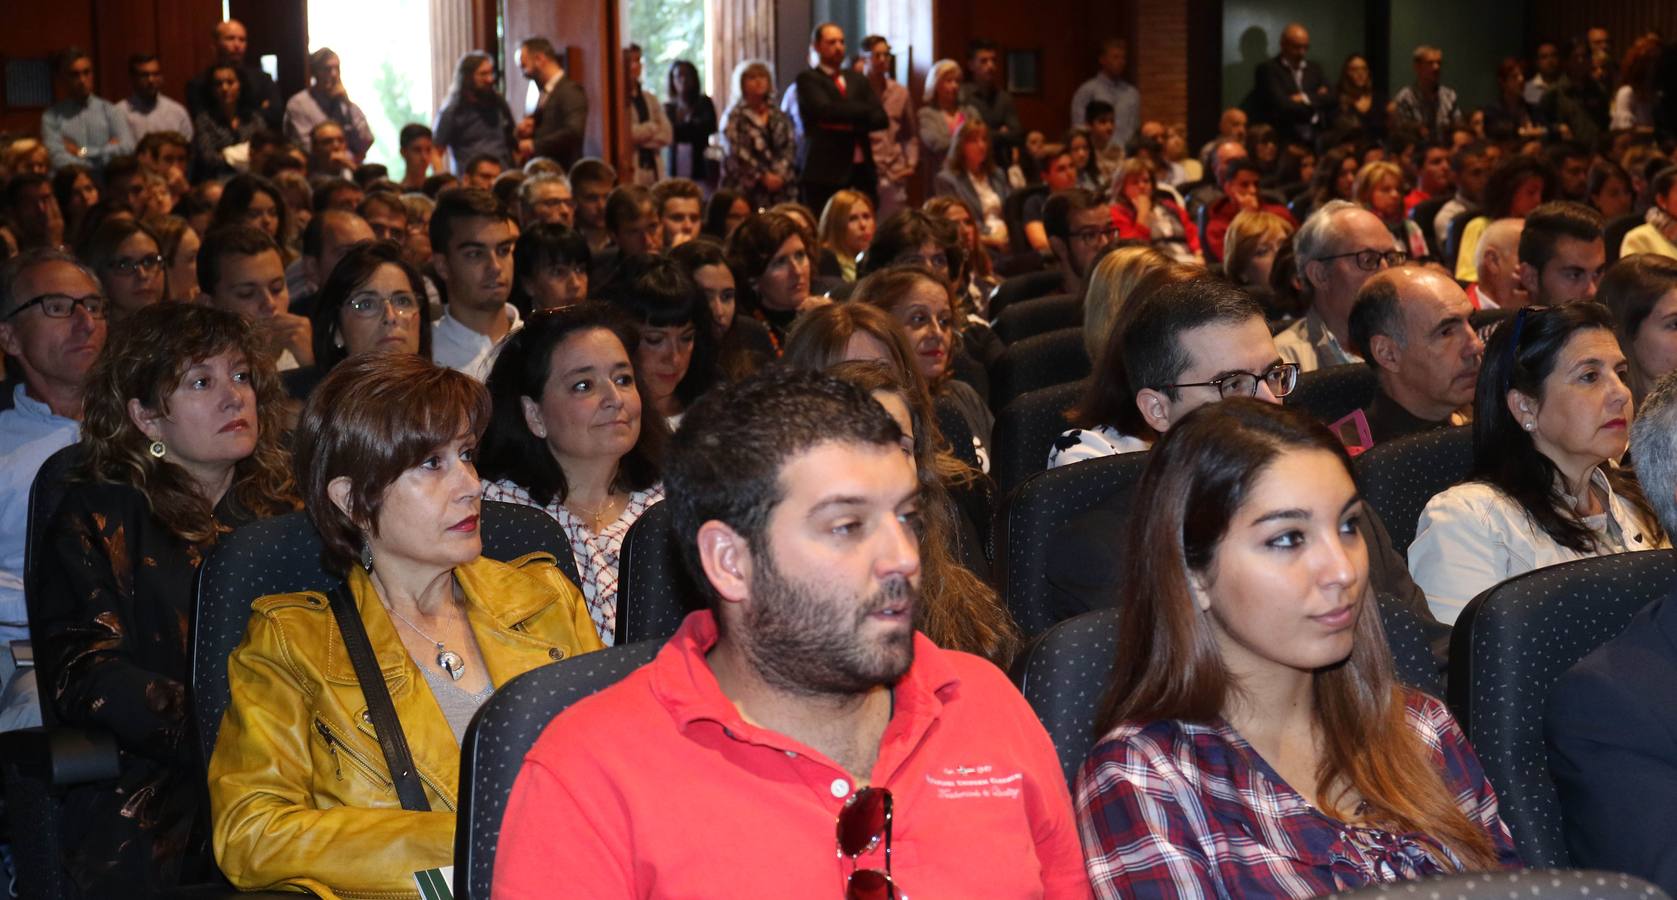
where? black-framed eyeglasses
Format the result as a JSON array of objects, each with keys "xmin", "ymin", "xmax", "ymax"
[
  {"xmin": 1070, "ymin": 225, "xmax": 1120, "ymax": 245},
  {"xmin": 837, "ymin": 787, "xmax": 898, "ymax": 900},
  {"xmin": 1317, "ymin": 248, "xmax": 1407, "ymax": 271},
  {"xmin": 107, "ymin": 254, "xmax": 164, "ymax": 276},
  {"xmin": 4, "ymin": 293, "xmax": 108, "ymax": 321},
  {"xmin": 1162, "ymin": 362, "xmax": 1299, "ymax": 400}
]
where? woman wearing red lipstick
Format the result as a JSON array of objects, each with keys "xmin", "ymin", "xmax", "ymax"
[
  {"xmin": 209, "ymin": 353, "xmax": 602, "ymax": 897},
  {"xmin": 34, "ymin": 303, "xmax": 298, "ymax": 894},
  {"xmin": 1410, "ymin": 304, "xmax": 1667, "ymax": 627},
  {"xmin": 1078, "ymin": 400, "xmax": 1520, "ymax": 899},
  {"xmin": 478, "ymin": 303, "xmax": 667, "ymax": 645},
  {"xmin": 596, "ymin": 254, "xmax": 719, "ymax": 427}
]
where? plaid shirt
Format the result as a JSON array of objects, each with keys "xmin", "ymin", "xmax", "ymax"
[{"xmin": 1075, "ymin": 691, "xmax": 1519, "ymax": 899}]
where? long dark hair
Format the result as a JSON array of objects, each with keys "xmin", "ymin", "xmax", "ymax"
[
  {"xmin": 595, "ymin": 253, "xmax": 721, "ymax": 409},
  {"xmin": 1602, "ymin": 254, "xmax": 1677, "ymax": 399},
  {"xmin": 1095, "ymin": 399, "xmax": 1501, "ymax": 869},
  {"xmin": 1471, "ymin": 303, "xmax": 1662, "ymax": 552},
  {"xmin": 1481, "ymin": 156, "xmax": 1555, "ymax": 219},
  {"xmin": 666, "ymin": 59, "xmax": 703, "ymax": 107},
  {"xmin": 477, "ymin": 302, "xmax": 666, "ymax": 507},
  {"xmin": 703, "ymin": 189, "xmax": 747, "ymax": 240},
  {"xmin": 210, "ymin": 174, "xmax": 291, "ymax": 249},
  {"xmin": 309, "ymin": 240, "xmax": 434, "ymax": 371}
]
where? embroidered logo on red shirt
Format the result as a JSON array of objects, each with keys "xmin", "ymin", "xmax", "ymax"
[{"xmin": 925, "ymin": 764, "xmax": 1023, "ymax": 800}]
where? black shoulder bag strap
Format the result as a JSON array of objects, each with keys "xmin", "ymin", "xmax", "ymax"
[{"xmin": 327, "ymin": 582, "xmax": 432, "ymax": 812}]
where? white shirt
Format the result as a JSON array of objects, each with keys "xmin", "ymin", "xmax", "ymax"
[
  {"xmin": 1408, "ymin": 469, "xmax": 1664, "ymax": 625},
  {"xmin": 1046, "ymin": 424, "xmax": 1148, "ymax": 469},
  {"xmin": 432, "ymin": 303, "xmax": 522, "ymax": 381}
]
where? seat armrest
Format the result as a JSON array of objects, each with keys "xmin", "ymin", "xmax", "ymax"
[{"xmin": 0, "ymin": 726, "xmax": 122, "ymax": 785}]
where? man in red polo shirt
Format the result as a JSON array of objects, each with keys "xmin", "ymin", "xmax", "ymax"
[{"xmin": 493, "ymin": 371, "xmax": 1090, "ymax": 898}]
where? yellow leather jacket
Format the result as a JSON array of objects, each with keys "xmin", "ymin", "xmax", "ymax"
[{"xmin": 208, "ymin": 554, "xmax": 604, "ymax": 899}]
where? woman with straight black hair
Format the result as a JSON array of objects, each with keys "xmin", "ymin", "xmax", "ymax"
[
  {"xmin": 210, "ymin": 173, "xmax": 292, "ymax": 259},
  {"xmin": 596, "ymin": 253, "xmax": 719, "ymax": 425},
  {"xmin": 510, "ymin": 222, "xmax": 590, "ymax": 316},
  {"xmin": 701, "ymin": 188, "xmax": 751, "ymax": 241},
  {"xmin": 1078, "ymin": 399, "xmax": 1519, "ymax": 898},
  {"xmin": 478, "ymin": 303, "xmax": 666, "ymax": 644},
  {"xmin": 668, "ymin": 236, "xmax": 774, "ymax": 379},
  {"xmin": 664, "ymin": 59, "xmax": 717, "ymax": 182},
  {"xmin": 1410, "ymin": 304, "xmax": 1665, "ymax": 625}
]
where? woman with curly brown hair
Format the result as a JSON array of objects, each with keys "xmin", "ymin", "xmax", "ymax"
[{"xmin": 33, "ymin": 301, "xmax": 298, "ymax": 894}]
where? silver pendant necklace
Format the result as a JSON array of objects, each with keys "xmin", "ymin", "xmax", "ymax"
[{"xmin": 385, "ymin": 605, "xmax": 466, "ymax": 681}]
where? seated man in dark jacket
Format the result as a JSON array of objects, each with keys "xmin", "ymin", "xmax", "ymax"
[{"xmin": 1546, "ymin": 370, "xmax": 1677, "ymax": 897}]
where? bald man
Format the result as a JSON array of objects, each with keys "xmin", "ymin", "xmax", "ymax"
[
  {"xmin": 1471, "ymin": 217, "xmax": 1527, "ymax": 310},
  {"xmin": 185, "ymin": 19, "xmax": 283, "ymax": 129},
  {"xmin": 1348, "ymin": 266, "xmax": 1484, "ymax": 444},
  {"xmin": 1253, "ymin": 22, "xmax": 1330, "ymax": 144}
]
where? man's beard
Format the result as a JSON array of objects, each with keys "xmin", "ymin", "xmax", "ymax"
[{"xmin": 738, "ymin": 545, "xmax": 916, "ymax": 697}]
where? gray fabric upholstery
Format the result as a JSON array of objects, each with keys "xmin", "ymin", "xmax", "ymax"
[
  {"xmin": 989, "ymin": 269, "xmax": 1062, "ymax": 318},
  {"xmin": 992, "ymin": 381, "xmax": 1085, "ymax": 495},
  {"xmin": 454, "ymin": 639, "xmax": 660, "ymax": 900},
  {"xmin": 1354, "ymin": 426, "xmax": 1472, "ymax": 556},
  {"xmin": 191, "ymin": 501, "xmax": 574, "ymax": 768},
  {"xmin": 1448, "ymin": 549, "xmax": 1677, "ymax": 867},
  {"xmin": 1324, "ymin": 870, "xmax": 1669, "ymax": 899},
  {"xmin": 616, "ymin": 500, "xmax": 704, "ymax": 646},
  {"xmin": 991, "ymin": 293, "xmax": 1081, "ymax": 344},
  {"xmin": 1015, "ymin": 593, "xmax": 1445, "ymax": 788},
  {"xmin": 994, "ymin": 453, "xmax": 1148, "ymax": 636},
  {"xmin": 989, "ymin": 327, "xmax": 1091, "ymax": 413},
  {"xmin": 1285, "ymin": 362, "xmax": 1378, "ymax": 426}
]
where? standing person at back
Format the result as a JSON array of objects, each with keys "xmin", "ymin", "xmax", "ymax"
[
  {"xmin": 1070, "ymin": 39, "xmax": 1140, "ymax": 154},
  {"xmin": 622, "ymin": 44, "xmax": 672, "ymax": 186},
  {"xmin": 862, "ymin": 36, "xmax": 918, "ymax": 221},
  {"xmin": 42, "ymin": 47, "xmax": 135, "ymax": 176},
  {"xmin": 117, "ymin": 53, "xmax": 194, "ymax": 144},
  {"xmin": 794, "ymin": 23, "xmax": 889, "ymax": 219},
  {"xmin": 517, "ymin": 37, "xmax": 588, "ymax": 170},
  {"xmin": 186, "ymin": 19, "xmax": 283, "ymax": 130},
  {"xmin": 435, "ymin": 51, "xmax": 518, "ymax": 172},
  {"xmin": 1252, "ymin": 23, "xmax": 1330, "ymax": 146},
  {"xmin": 283, "ymin": 48, "xmax": 373, "ymax": 163},
  {"xmin": 1392, "ymin": 45, "xmax": 1463, "ymax": 141},
  {"xmin": 961, "ymin": 39, "xmax": 1025, "ymax": 156}
]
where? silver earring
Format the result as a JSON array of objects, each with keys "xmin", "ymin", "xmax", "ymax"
[
  {"xmin": 359, "ymin": 538, "xmax": 374, "ymax": 572},
  {"xmin": 148, "ymin": 440, "xmax": 166, "ymax": 458},
  {"xmin": 1523, "ymin": 420, "xmax": 1536, "ymax": 432}
]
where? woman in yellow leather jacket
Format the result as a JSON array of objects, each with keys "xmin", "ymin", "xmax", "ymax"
[{"xmin": 207, "ymin": 352, "xmax": 604, "ymax": 899}]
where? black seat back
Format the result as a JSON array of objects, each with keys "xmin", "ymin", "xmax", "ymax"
[
  {"xmin": 615, "ymin": 500, "xmax": 705, "ymax": 645},
  {"xmin": 1323, "ymin": 870, "xmax": 1671, "ymax": 899},
  {"xmin": 455, "ymin": 639, "xmax": 661, "ymax": 900},
  {"xmin": 1604, "ymin": 213, "xmax": 1642, "ymax": 264},
  {"xmin": 1003, "ymin": 184, "xmax": 1047, "ymax": 257},
  {"xmin": 988, "ymin": 269, "xmax": 1062, "ymax": 318},
  {"xmin": 1409, "ymin": 195, "xmax": 1449, "ymax": 261},
  {"xmin": 191, "ymin": 501, "xmax": 573, "ymax": 767},
  {"xmin": 991, "ymin": 293, "xmax": 1080, "ymax": 345},
  {"xmin": 1447, "ymin": 549, "xmax": 1677, "ymax": 867},
  {"xmin": 991, "ymin": 381, "xmax": 1085, "ymax": 495},
  {"xmin": 989, "ymin": 327, "xmax": 1091, "ymax": 412},
  {"xmin": 1286, "ymin": 363, "xmax": 1377, "ymax": 426},
  {"xmin": 1354, "ymin": 426, "xmax": 1472, "ymax": 556},
  {"xmin": 22, "ymin": 444, "xmax": 87, "ymax": 726},
  {"xmin": 1443, "ymin": 208, "xmax": 1479, "ymax": 271}
]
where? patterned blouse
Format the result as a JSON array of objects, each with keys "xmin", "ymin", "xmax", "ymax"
[
  {"xmin": 482, "ymin": 480, "xmax": 664, "ymax": 646},
  {"xmin": 1076, "ymin": 691, "xmax": 1521, "ymax": 899},
  {"xmin": 720, "ymin": 104, "xmax": 798, "ymax": 210}
]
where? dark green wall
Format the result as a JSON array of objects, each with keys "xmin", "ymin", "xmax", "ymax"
[{"xmin": 1221, "ymin": 0, "xmax": 1365, "ymax": 112}]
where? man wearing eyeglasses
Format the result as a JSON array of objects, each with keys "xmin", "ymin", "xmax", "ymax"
[
  {"xmin": 1043, "ymin": 188, "xmax": 1117, "ymax": 297},
  {"xmin": 0, "ymin": 250, "xmax": 108, "ymax": 731},
  {"xmin": 518, "ymin": 173, "xmax": 575, "ymax": 229},
  {"xmin": 1347, "ymin": 267, "xmax": 1483, "ymax": 445},
  {"xmin": 494, "ymin": 371, "xmax": 1089, "ymax": 898},
  {"xmin": 1280, "ymin": 201, "xmax": 1403, "ymax": 372}
]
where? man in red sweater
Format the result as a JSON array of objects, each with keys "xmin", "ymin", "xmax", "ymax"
[
  {"xmin": 1203, "ymin": 157, "xmax": 1295, "ymax": 262},
  {"xmin": 493, "ymin": 370, "xmax": 1090, "ymax": 899}
]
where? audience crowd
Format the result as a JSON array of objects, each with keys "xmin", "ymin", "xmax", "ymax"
[{"xmin": 8, "ymin": 13, "xmax": 1677, "ymax": 900}]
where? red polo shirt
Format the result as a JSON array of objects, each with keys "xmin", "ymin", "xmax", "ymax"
[{"xmin": 492, "ymin": 611, "xmax": 1091, "ymax": 898}]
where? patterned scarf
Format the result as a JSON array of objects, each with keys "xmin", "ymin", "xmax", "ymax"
[{"xmin": 1646, "ymin": 204, "xmax": 1677, "ymax": 244}]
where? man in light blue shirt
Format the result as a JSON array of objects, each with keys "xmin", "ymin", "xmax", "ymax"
[
  {"xmin": 116, "ymin": 52, "xmax": 194, "ymax": 143},
  {"xmin": 1070, "ymin": 38, "xmax": 1141, "ymax": 150},
  {"xmin": 0, "ymin": 249, "xmax": 106, "ymax": 730},
  {"xmin": 283, "ymin": 48, "xmax": 374, "ymax": 160},
  {"xmin": 40, "ymin": 48, "xmax": 136, "ymax": 175}
]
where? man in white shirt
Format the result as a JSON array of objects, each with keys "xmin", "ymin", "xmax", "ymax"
[
  {"xmin": 430, "ymin": 188, "xmax": 521, "ymax": 380},
  {"xmin": 1070, "ymin": 38, "xmax": 1141, "ymax": 150},
  {"xmin": 116, "ymin": 53, "xmax": 193, "ymax": 143},
  {"xmin": 1278, "ymin": 201, "xmax": 1399, "ymax": 371}
]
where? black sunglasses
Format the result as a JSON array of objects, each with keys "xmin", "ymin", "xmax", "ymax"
[{"xmin": 837, "ymin": 787, "xmax": 897, "ymax": 899}]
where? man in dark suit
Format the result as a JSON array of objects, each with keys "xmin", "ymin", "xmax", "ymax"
[
  {"xmin": 516, "ymin": 37, "xmax": 587, "ymax": 170},
  {"xmin": 1250, "ymin": 23, "xmax": 1330, "ymax": 146},
  {"xmin": 185, "ymin": 19, "xmax": 283, "ymax": 130},
  {"xmin": 794, "ymin": 23, "xmax": 888, "ymax": 218},
  {"xmin": 1547, "ymin": 371, "xmax": 1677, "ymax": 897}
]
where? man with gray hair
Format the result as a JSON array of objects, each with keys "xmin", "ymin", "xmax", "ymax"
[
  {"xmin": 1391, "ymin": 45, "xmax": 1462, "ymax": 140},
  {"xmin": 519, "ymin": 171, "xmax": 575, "ymax": 229},
  {"xmin": 1277, "ymin": 200, "xmax": 1403, "ymax": 371},
  {"xmin": 1547, "ymin": 370, "xmax": 1677, "ymax": 896},
  {"xmin": 283, "ymin": 47, "xmax": 374, "ymax": 158},
  {"xmin": 1470, "ymin": 217, "xmax": 1526, "ymax": 310},
  {"xmin": 0, "ymin": 249, "xmax": 109, "ymax": 730},
  {"xmin": 1347, "ymin": 266, "xmax": 1483, "ymax": 444}
]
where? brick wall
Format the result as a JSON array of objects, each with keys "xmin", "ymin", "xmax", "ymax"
[{"xmin": 1134, "ymin": 0, "xmax": 1190, "ymax": 130}]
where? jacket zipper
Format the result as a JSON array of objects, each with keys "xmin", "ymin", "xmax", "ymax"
[
  {"xmin": 314, "ymin": 718, "xmax": 395, "ymax": 790},
  {"xmin": 350, "ymin": 716, "xmax": 456, "ymax": 811}
]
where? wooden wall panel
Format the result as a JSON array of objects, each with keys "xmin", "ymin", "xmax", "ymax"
[
  {"xmin": 503, "ymin": 0, "xmax": 624, "ymax": 173},
  {"xmin": 708, "ymin": 0, "xmax": 778, "ymax": 113},
  {"xmin": 1525, "ymin": 0, "xmax": 1677, "ymax": 55}
]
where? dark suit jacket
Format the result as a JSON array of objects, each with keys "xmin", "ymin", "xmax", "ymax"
[
  {"xmin": 793, "ymin": 67, "xmax": 888, "ymax": 187},
  {"xmin": 1252, "ymin": 57, "xmax": 1330, "ymax": 144},
  {"xmin": 534, "ymin": 77, "xmax": 588, "ymax": 169},
  {"xmin": 1547, "ymin": 590, "xmax": 1677, "ymax": 895}
]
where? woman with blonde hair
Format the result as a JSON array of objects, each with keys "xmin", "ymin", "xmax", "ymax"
[
  {"xmin": 917, "ymin": 59, "xmax": 977, "ymax": 159},
  {"xmin": 935, "ymin": 119, "xmax": 1011, "ymax": 252},
  {"xmin": 1223, "ymin": 209, "xmax": 1295, "ymax": 295},
  {"xmin": 719, "ymin": 59, "xmax": 797, "ymax": 210},
  {"xmin": 1355, "ymin": 159, "xmax": 1429, "ymax": 260},
  {"xmin": 1081, "ymin": 245, "xmax": 1173, "ymax": 362},
  {"xmin": 814, "ymin": 188, "xmax": 875, "ymax": 283}
]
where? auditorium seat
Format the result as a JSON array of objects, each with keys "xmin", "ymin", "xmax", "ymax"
[
  {"xmin": 1286, "ymin": 362, "xmax": 1377, "ymax": 426},
  {"xmin": 1324, "ymin": 870, "xmax": 1670, "ymax": 899},
  {"xmin": 616, "ymin": 500, "xmax": 704, "ymax": 645},
  {"xmin": 991, "ymin": 381, "xmax": 1085, "ymax": 495},
  {"xmin": 991, "ymin": 293, "xmax": 1080, "ymax": 344},
  {"xmin": 1448, "ymin": 549, "xmax": 1677, "ymax": 866},
  {"xmin": 988, "ymin": 269, "xmax": 1063, "ymax": 319},
  {"xmin": 1354, "ymin": 426, "xmax": 1472, "ymax": 556},
  {"xmin": 988, "ymin": 327, "xmax": 1091, "ymax": 412}
]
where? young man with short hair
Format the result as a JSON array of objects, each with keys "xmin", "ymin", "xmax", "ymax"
[
  {"xmin": 398, "ymin": 124, "xmax": 441, "ymax": 190},
  {"xmin": 1434, "ymin": 141, "xmax": 1490, "ymax": 245},
  {"xmin": 1406, "ymin": 143, "xmax": 1454, "ymax": 212},
  {"xmin": 286, "ymin": 208, "xmax": 375, "ymax": 315},
  {"xmin": 198, "ymin": 225, "xmax": 313, "ymax": 370},
  {"xmin": 428, "ymin": 188, "xmax": 519, "ymax": 379},
  {"xmin": 117, "ymin": 53, "xmax": 194, "ymax": 143},
  {"xmin": 1518, "ymin": 200, "xmax": 1605, "ymax": 305},
  {"xmin": 650, "ymin": 177, "xmax": 703, "ymax": 249},
  {"xmin": 462, "ymin": 153, "xmax": 504, "ymax": 191},
  {"xmin": 1203, "ymin": 157, "xmax": 1296, "ymax": 262},
  {"xmin": 136, "ymin": 131, "xmax": 191, "ymax": 203},
  {"xmin": 493, "ymin": 370, "xmax": 1090, "ymax": 897},
  {"xmin": 567, "ymin": 158, "xmax": 618, "ymax": 253}
]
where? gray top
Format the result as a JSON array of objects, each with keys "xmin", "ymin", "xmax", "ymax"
[{"xmin": 420, "ymin": 663, "xmax": 495, "ymax": 745}]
